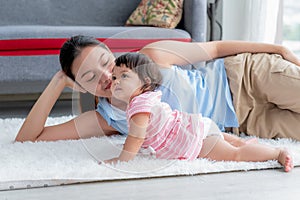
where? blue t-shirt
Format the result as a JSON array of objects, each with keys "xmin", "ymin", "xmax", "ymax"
[{"xmin": 96, "ymin": 59, "xmax": 238, "ymax": 135}]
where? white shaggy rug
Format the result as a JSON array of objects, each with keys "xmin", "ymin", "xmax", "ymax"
[{"xmin": 0, "ymin": 116, "xmax": 300, "ymax": 191}]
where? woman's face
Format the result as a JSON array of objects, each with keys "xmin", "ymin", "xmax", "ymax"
[{"xmin": 71, "ymin": 46, "xmax": 115, "ymax": 97}]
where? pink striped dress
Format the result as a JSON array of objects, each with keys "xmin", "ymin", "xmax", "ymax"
[{"xmin": 126, "ymin": 91, "xmax": 207, "ymax": 160}]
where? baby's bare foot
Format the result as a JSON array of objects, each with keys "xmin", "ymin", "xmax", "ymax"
[{"xmin": 278, "ymin": 149, "xmax": 294, "ymax": 172}]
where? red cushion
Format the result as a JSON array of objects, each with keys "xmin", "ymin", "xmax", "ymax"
[{"xmin": 0, "ymin": 38, "xmax": 191, "ymax": 56}]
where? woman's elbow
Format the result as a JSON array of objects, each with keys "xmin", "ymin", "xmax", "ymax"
[
  {"xmin": 14, "ymin": 131, "xmax": 41, "ymax": 143},
  {"xmin": 14, "ymin": 136, "xmax": 37, "ymax": 143}
]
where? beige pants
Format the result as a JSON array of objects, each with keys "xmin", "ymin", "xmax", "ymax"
[{"xmin": 224, "ymin": 53, "xmax": 300, "ymax": 141}]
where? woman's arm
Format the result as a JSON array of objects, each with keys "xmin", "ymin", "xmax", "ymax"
[
  {"xmin": 104, "ymin": 113, "xmax": 149, "ymax": 164},
  {"xmin": 140, "ymin": 40, "xmax": 300, "ymax": 67},
  {"xmin": 15, "ymin": 71, "xmax": 117, "ymax": 142},
  {"xmin": 15, "ymin": 71, "xmax": 68, "ymax": 142}
]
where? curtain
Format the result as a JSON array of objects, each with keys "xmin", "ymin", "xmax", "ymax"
[
  {"xmin": 243, "ymin": 0, "xmax": 281, "ymax": 43},
  {"xmin": 223, "ymin": 0, "xmax": 282, "ymax": 43}
]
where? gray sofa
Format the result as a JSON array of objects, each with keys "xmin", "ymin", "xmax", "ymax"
[{"xmin": 0, "ymin": 0, "xmax": 207, "ymax": 102}]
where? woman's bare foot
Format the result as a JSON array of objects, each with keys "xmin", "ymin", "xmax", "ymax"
[{"xmin": 278, "ymin": 149, "xmax": 294, "ymax": 172}]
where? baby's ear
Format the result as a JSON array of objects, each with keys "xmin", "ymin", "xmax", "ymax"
[{"xmin": 144, "ymin": 77, "xmax": 151, "ymax": 84}]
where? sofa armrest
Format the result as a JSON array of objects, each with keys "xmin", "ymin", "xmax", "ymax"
[{"xmin": 183, "ymin": 0, "xmax": 207, "ymax": 42}]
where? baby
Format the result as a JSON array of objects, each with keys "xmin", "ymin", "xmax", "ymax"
[{"xmin": 104, "ymin": 52, "xmax": 293, "ymax": 172}]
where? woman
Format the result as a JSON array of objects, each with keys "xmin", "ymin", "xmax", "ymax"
[{"xmin": 15, "ymin": 35, "xmax": 300, "ymax": 142}]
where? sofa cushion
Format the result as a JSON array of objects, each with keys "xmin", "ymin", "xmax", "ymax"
[
  {"xmin": 0, "ymin": 55, "xmax": 61, "ymax": 94},
  {"xmin": 126, "ymin": 0, "xmax": 184, "ymax": 28}
]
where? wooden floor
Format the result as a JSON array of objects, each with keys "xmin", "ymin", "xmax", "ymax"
[
  {"xmin": 1, "ymin": 168, "xmax": 300, "ymax": 200},
  {"xmin": 1, "ymin": 100, "xmax": 300, "ymax": 200}
]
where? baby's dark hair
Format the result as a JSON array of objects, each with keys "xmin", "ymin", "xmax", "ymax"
[
  {"xmin": 115, "ymin": 53, "xmax": 163, "ymax": 93},
  {"xmin": 59, "ymin": 35, "xmax": 109, "ymax": 81}
]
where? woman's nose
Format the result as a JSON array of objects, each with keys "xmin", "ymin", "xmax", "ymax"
[{"xmin": 99, "ymin": 70, "xmax": 112, "ymax": 83}]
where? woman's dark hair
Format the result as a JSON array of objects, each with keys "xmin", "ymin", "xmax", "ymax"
[
  {"xmin": 59, "ymin": 35, "xmax": 108, "ymax": 80},
  {"xmin": 115, "ymin": 52, "xmax": 163, "ymax": 93}
]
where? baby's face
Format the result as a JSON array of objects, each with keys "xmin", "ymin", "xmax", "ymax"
[
  {"xmin": 111, "ymin": 64, "xmax": 143, "ymax": 103},
  {"xmin": 71, "ymin": 46, "xmax": 115, "ymax": 97}
]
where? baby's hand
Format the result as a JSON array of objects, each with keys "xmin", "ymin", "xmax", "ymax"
[{"xmin": 100, "ymin": 157, "xmax": 120, "ymax": 165}]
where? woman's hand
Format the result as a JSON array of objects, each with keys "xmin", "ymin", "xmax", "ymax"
[
  {"xmin": 16, "ymin": 70, "xmax": 86, "ymax": 142},
  {"xmin": 54, "ymin": 70, "xmax": 87, "ymax": 93},
  {"xmin": 280, "ymin": 46, "xmax": 300, "ymax": 67}
]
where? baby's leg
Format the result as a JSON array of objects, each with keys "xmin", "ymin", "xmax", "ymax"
[
  {"xmin": 222, "ymin": 133, "xmax": 257, "ymax": 147},
  {"xmin": 198, "ymin": 136, "xmax": 293, "ymax": 172}
]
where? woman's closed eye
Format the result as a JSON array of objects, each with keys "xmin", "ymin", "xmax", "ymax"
[
  {"xmin": 82, "ymin": 71, "xmax": 96, "ymax": 82},
  {"xmin": 100, "ymin": 53, "xmax": 110, "ymax": 67}
]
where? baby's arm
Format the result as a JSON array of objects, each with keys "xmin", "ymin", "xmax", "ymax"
[
  {"xmin": 118, "ymin": 135, "xmax": 145, "ymax": 161},
  {"xmin": 104, "ymin": 112, "xmax": 150, "ymax": 164}
]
